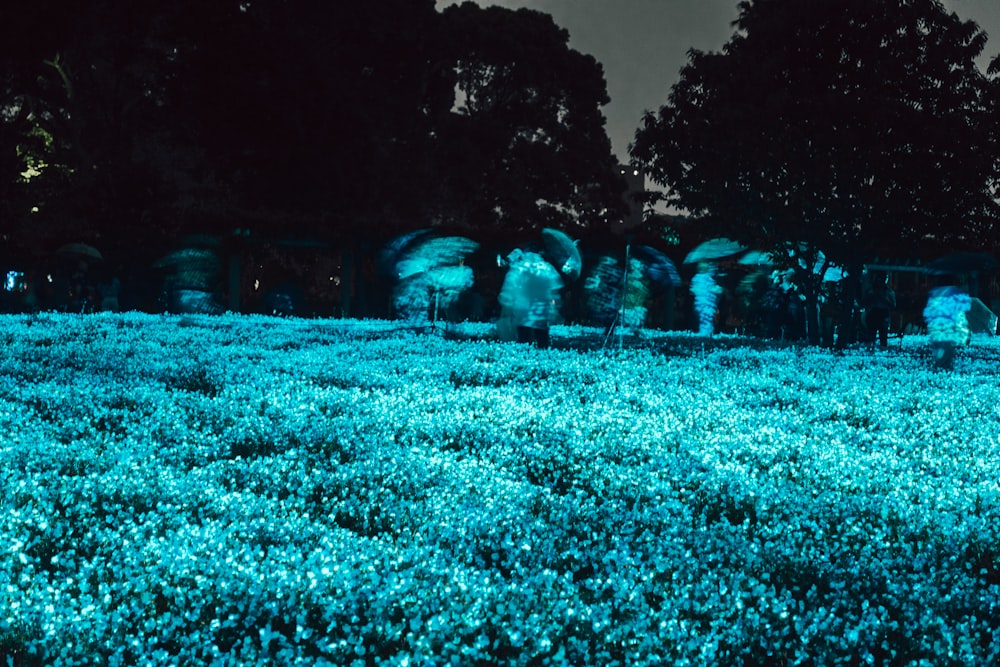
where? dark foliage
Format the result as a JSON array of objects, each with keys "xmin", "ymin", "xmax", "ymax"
[
  {"xmin": 0, "ymin": 0, "xmax": 625, "ymax": 270},
  {"xmin": 632, "ymin": 0, "xmax": 1000, "ymax": 341}
]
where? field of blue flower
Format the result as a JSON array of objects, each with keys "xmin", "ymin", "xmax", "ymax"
[{"xmin": 2, "ymin": 312, "xmax": 999, "ymax": 666}]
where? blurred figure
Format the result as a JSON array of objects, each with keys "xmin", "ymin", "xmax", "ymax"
[
  {"xmin": 735, "ymin": 270, "xmax": 769, "ymax": 336},
  {"xmin": 760, "ymin": 271, "xmax": 790, "ymax": 339},
  {"xmin": 863, "ymin": 271, "xmax": 896, "ymax": 348},
  {"xmin": 691, "ymin": 262, "xmax": 723, "ymax": 336},
  {"xmin": 584, "ymin": 255, "xmax": 624, "ymax": 334},
  {"xmin": 621, "ymin": 257, "xmax": 650, "ymax": 329},
  {"xmin": 70, "ymin": 261, "xmax": 96, "ymax": 313},
  {"xmin": 263, "ymin": 282, "xmax": 301, "ymax": 316},
  {"xmin": 394, "ymin": 263, "xmax": 475, "ymax": 324},
  {"xmin": 819, "ymin": 278, "xmax": 845, "ymax": 348},
  {"xmin": 498, "ymin": 250, "xmax": 563, "ymax": 348},
  {"xmin": 393, "ymin": 269, "xmax": 433, "ymax": 323},
  {"xmin": 99, "ymin": 276, "xmax": 121, "ymax": 312},
  {"xmin": 388, "ymin": 235, "xmax": 478, "ymax": 325},
  {"xmin": 922, "ymin": 277, "xmax": 972, "ymax": 370},
  {"xmin": 154, "ymin": 248, "xmax": 223, "ymax": 314},
  {"xmin": 583, "ymin": 246, "xmax": 679, "ymax": 337}
]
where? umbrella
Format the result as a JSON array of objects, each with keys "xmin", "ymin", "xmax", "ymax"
[
  {"xmin": 379, "ymin": 229, "xmax": 434, "ymax": 275},
  {"xmin": 56, "ymin": 243, "xmax": 103, "ymax": 262},
  {"xmin": 924, "ymin": 252, "xmax": 999, "ymax": 275},
  {"xmin": 394, "ymin": 236, "xmax": 479, "ymax": 280},
  {"xmin": 179, "ymin": 233, "xmax": 222, "ymax": 248},
  {"xmin": 413, "ymin": 236, "xmax": 478, "ymax": 266},
  {"xmin": 683, "ymin": 237, "xmax": 747, "ymax": 264},
  {"xmin": 737, "ymin": 269, "xmax": 772, "ymax": 296},
  {"xmin": 968, "ymin": 297, "xmax": 998, "ymax": 335},
  {"xmin": 631, "ymin": 245, "xmax": 681, "ymax": 286},
  {"xmin": 152, "ymin": 248, "xmax": 220, "ymax": 270},
  {"xmin": 541, "ymin": 228, "xmax": 582, "ymax": 279}
]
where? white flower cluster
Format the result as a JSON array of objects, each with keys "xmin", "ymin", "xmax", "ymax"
[{"xmin": 1, "ymin": 312, "xmax": 999, "ymax": 664}]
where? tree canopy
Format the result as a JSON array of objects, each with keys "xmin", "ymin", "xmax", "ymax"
[
  {"xmin": 0, "ymin": 0, "xmax": 625, "ymax": 267},
  {"xmin": 631, "ymin": 0, "xmax": 1000, "ymax": 273},
  {"xmin": 432, "ymin": 2, "xmax": 626, "ymax": 233}
]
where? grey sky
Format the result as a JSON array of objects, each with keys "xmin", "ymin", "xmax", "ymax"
[{"xmin": 437, "ymin": 0, "xmax": 1000, "ymax": 162}]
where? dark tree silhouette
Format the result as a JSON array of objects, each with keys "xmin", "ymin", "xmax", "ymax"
[
  {"xmin": 1, "ymin": 0, "xmax": 625, "ymax": 302},
  {"xmin": 162, "ymin": 0, "xmax": 451, "ymax": 243},
  {"xmin": 632, "ymin": 0, "xmax": 1000, "ymax": 342},
  {"xmin": 433, "ymin": 2, "xmax": 626, "ymax": 233},
  {"xmin": 1, "ymin": 0, "xmax": 199, "ymax": 266}
]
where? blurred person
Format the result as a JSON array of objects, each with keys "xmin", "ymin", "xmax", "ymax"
[
  {"xmin": 863, "ymin": 271, "xmax": 896, "ymax": 348},
  {"xmin": 922, "ymin": 277, "xmax": 972, "ymax": 370},
  {"xmin": 691, "ymin": 262, "xmax": 723, "ymax": 336},
  {"xmin": 819, "ymin": 279, "xmax": 845, "ymax": 348},
  {"xmin": 497, "ymin": 250, "xmax": 563, "ymax": 348},
  {"xmin": 69, "ymin": 261, "xmax": 95, "ymax": 313},
  {"xmin": 99, "ymin": 276, "xmax": 121, "ymax": 312},
  {"xmin": 584, "ymin": 255, "xmax": 624, "ymax": 335},
  {"xmin": 390, "ymin": 235, "xmax": 478, "ymax": 325},
  {"xmin": 583, "ymin": 255, "xmax": 651, "ymax": 335},
  {"xmin": 621, "ymin": 257, "xmax": 650, "ymax": 329},
  {"xmin": 759, "ymin": 271, "xmax": 789, "ymax": 339},
  {"xmin": 735, "ymin": 270, "xmax": 769, "ymax": 336},
  {"xmin": 393, "ymin": 271, "xmax": 433, "ymax": 323}
]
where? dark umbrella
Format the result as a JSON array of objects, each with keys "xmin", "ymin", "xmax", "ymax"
[
  {"xmin": 924, "ymin": 252, "xmax": 999, "ymax": 275},
  {"xmin": 969, "ymin": 297, "xmax": 998, "ymax": 335},
  {"xmin": 56, "ymin": 243, "xmax": 103, "ymax": 262},
  {"xmin": 683, "ymin": 237, "xmax": 747, "ymax": 264},
  {"xmin": 541, "ymin": 228, "xmax": 582, "ymax": 279},
  {"xmin": 379, "ymin": 229, "xmax": 435, "ymax": 276},
  {"xmin": 631, "ymin": 245, "xmax": 681, "ymax": 286},
  {"xmin": 152, "ymin": 248, "xmax": 219, "ymax": 270},
  {"xmin": 394, "ymin": 236, "xmax": 479, "ymax": 280}
]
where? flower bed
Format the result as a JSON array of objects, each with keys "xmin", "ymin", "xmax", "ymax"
[{"xmin": 1, "ymin": 312, "xmax": 999, "ymax": 665}]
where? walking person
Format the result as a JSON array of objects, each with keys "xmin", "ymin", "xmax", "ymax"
[
  {"xmin": 498, "ymin": 250, "xmax": 563, "ymax": 349},
  {"xmin": 691, "ymin": 263, "xmax": 723, "ymax": 336},
  {"xmin": 864, "ymin": 272, "xmax": 896, "ymax": 348},
  {"xmin": 922, "ymin": 276, "xmax": 972, "ymax": 370}
]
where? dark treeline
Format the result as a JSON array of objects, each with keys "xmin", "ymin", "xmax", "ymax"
[{"xmin": 0, "ymin": 0, "xmax": 629, "ymax": 290}]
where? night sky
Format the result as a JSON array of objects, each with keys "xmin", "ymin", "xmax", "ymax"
[{"xmin": 438, "ymin": 0, "xmax": 1000, "ymax": 162}]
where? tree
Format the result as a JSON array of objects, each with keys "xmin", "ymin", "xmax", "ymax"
[
  {"xmin": 0, "ymin": 1, "xmax": 92, "ymax": 261},
  {"xmin": 1, "ymin": 0, "xmax": 628, "ymax": 314},
  {"xmin": 0, "ymin": 0, "xmax": 196, "ymax": 267},
  {"xmin": 159, "ymin": 0, "xmax": 454, "ymax": 244},
  {"xmin": 632, "ymin": 0, "xmax": 999, "ymax": 342},
  {"xmin": 433, "ymin": 2, "xmax": 626, "ymax": 233}
]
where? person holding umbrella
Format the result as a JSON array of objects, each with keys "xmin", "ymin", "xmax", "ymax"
[
  {"xmin": 691, "ymin": 262, "xmax": 724, "ymax": 336},
  {"xmin": 583, "ymin": 244, "xmax": 682, "ymax": 339},
  {"xmin": 684, "ymin": 238, "xmax": 744, "ymax": 336},
  {"xmin": 584, "ymin": 255, "xmax": 626, "ymax": 335},
  {"xmin": 863, "ymin": 271, "xmax": 896, "ymax": 348},
  {"xmin": 56, "ymin": 243, "xmax": 104, "ymax": 313},
  {"xmin": 922, "ymin": 275, "xmax": 972, "ymax": 370},
  {"xmin": 497, "ymin": 249, "xmax": 563, "ymax": 349}
]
